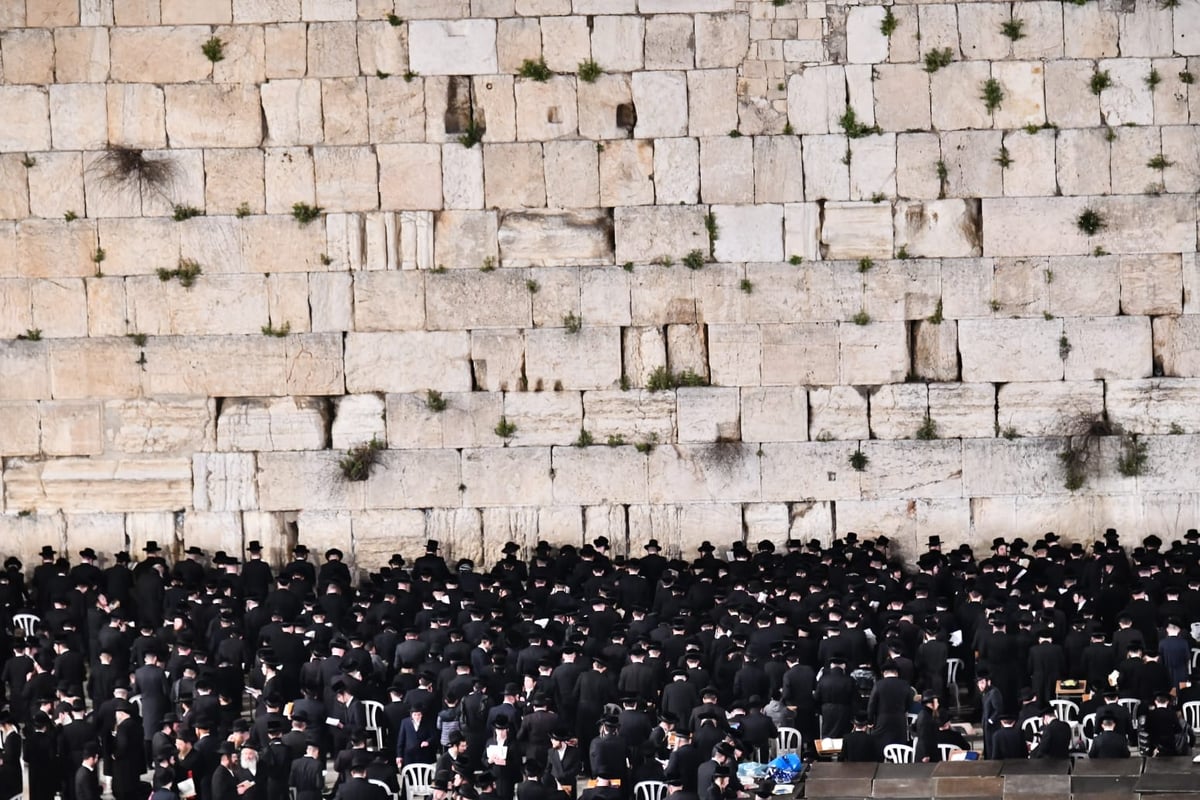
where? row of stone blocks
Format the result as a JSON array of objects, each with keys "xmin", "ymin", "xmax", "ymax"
[{"xmin": 805, "ymin": 756, "xmax": 1191, "ymax": 800}]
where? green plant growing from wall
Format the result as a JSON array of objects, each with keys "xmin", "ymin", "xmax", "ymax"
[
  {"xmin": 21, "ymin": 155, "xmax": 35, "ymax": 168},
  {"xmin": 838, "ymin": 107, "xmax": 881, "ymax": 138},
  {"xmin": 459, "ymin": 117, "xmax": 484, "ymax": 148},
  {"xmin": 201, "ymin": 37, "xmax": 225, "ymax": 62},
  {"xmin": 1147, "ymin": 154, "xmax": 1173, "ymax": 170},
  {"xmin": 789, "ymin": 255, "xmax": 803, "ymax": 265},
  {"xmin": 927, "ymin": 298, "xmax": 944, "ymax": 324},
  {"xmin": 1058, "ymin": 414, "xmax": 1114, "ymax": 491},
  {"xmin": 93, "ymin": 147, "xmax": 177, "ymax": 206},
  {"xmin": 518, "ymin": 58, "xmax": 552, "ymax": 81},
  {"xmin": 578, "ymin": 59, "xmax": 602, "ymax": 82},
  {"xmin": 852, "ymin": 310, "xmax": 871, "ymax": 325},
  {"xmin": 682, "ymin": 250, "xmax": 706, "ymax": 270},
  {"xmin": 236, "ymin": 202, "xmax": 251, "ymax": 218},
  {"xmin": 935, "ymin": 160, "xmax": 948, "ymax": 198},
  {"xmin": 292, "ymin": 203, "xmax": 323, "ymax": 225},
  {"xmin": 740, "ymin": 278, "xmax": 754, "ymax": 294},
  {"xmin": 172, "ymin": 205, "xmax": 203, "ymax": 221},
  {"xmin": 849, "ymin": 449, "xmax": 869, "ymax": 471},
  {"xmin": 1090, "ymin": 69, "xmax": 1112, "ymax": 94},
  {"xmin": 17, "ymin": 329, "xmax": 42, "ymax": 341},
  {"xmin": 386, "ymin": 13, "xmax": 403, "ymax": 25},
  {"xmin": 1117, "ymin": 433, "xmax": 1148, "ymax": 476},
  {"xmin": 858, "ymin": 257, "xmax": 874, "ymax": 273},
  {"xmin": 1181, "ymin": 71, "xmax": 1195, "ymax": 84},
  {"xmin": 261, "ymin": 322, "xmax": 291, "ymax": 337},
  {"xmin": 606, "ymin": 435, "xmax": 625, "ymax": 447},
  {"xmin": 704, "ymin": 212, "xmax": 719, "ymax": 253},
  {"xmin": 1146, "ymin": 68, "xmax": 1162, "ymax": 89},
  {"xmin": 981, "ymin": 78, "xmax": 1004, "ymax": 112},
  {"xmin": 923, "ymin": 48, "xmax": 954, "ymax": 73},
  {"xmin": 126, "ymin": 332, "xmax": 148, "ymax": 347},
  {"xmin": 646, "ymin": 367, "xmax": 708, "ymax": 391},
  {"xmin": 574, "ymin": 429, "xmax": 594, "ymax": 448},
  {"xmin": 995, "ymin": 146, "xmax": 1013, "ymax": 168},
  {"xmin": 157, "ymin": 258, "xmax": 203, "ymax": 288},
  {"xmin": 494, "ymin": 416, "xmax": 517, "ymax": 439},
  {"xmin": 563, "ymin": 312, "xmax": 582, "ymax": 333},
  {"xmin": 1059, "ymin": 335, "xmax": 1072, "ymax": 360},
  {"xmin": 1076, "ymin": 208, "xmax": 1106, "ymax": 235},
  {"xmin": 339, "ymin": 438, "xmax": 384, "ymax": 481},
  {"xmin": 425, "ymin": 389, "xmax": 447, "ymax": 412},
  {"xmin": 880, "ymin": 8, "xmax": 898, "ymax": 36},
  {"xmin": 916, "ymin": 415, "xmax": 939, "ymax": 440},
  {"xmin": 1000, "ymin": 19, "xmax": 1025, "ymax": 40}
]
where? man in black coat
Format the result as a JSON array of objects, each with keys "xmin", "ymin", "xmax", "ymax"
[
  {"xmin": 1029, "ymin": 708, "xmax": 1072, "ymax": 759},
  {"xmin": 1143, "ymin": 693, "xmax": 1186, "ymax": 756},
  {"xmin": 664, "ymin": 728, "xmax": 702, "ymax": 793},
  {"xmin": 111, "ymin": 701, "xmax": 147, "ymax": 800},
  {"xmin": 1088, "ymin": 715, "xmax": 1131, "ymax": 758},
  {"xmin": 841, "ymin": 716, "xmax": 881, "ymax": 762},
  {"xmin": 335, "ymin": 752, "xmax": 389, "ymax": 800},
  {"xmin": 289, "ymin": 738, "xmax": 325, "ymax": 800},
  {"xmin": 989, "ymin": 716, "xmax": 1027, "ymax": 760},
  {"xmin": 74, "ymin": 744, "xmax": 102, "ymax": 800},
  {"xmin": 866, "ymin": 663, "xmax": 911, "ymax": 747},
  {"xmin": 543, "ymin": 728, "xmax": 581, "ymax": 794},
  {"xmin": 0, "ymin": 711, "xmax": 22, "ymax": 800},
  {"xmin": 814, "ymin": 659, "xmax": 855, "ymax": 739},
  {"xmin": 210, "ymin": 742, "xmax": 244, "ymax": 800}
]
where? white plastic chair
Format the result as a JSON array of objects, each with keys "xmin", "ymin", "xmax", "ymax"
[
  {"xmin": 369, "ymin": 779, "xmax": 397, "ymax": 800},
  {"xmin": 1050, "ymin": 698, "xmax": 1080, "ymax": 722},
  {"xmin": 12, "ymin": 613, "xmax": 39, "ymax": 637},
  {"xmin": 1191, "ymin": 648, "xmax": 1200, "ymax": 671},
  {"xmin": 1183, "ymin": 701, "xmax": 1200, "ymax": 735},
  {"xmin": 401, "ymin": 763, "xmax": 435, "ymax": 800},
  {"xmin": 883, "ymin": 743, "xmax": 914, "ymax": 763},
  {"xmin": 1022, "ymin": 716, "xmax": 1042, "ymax": 747},
  {"xmin": 363, "ymin": 699, "xmax": 385, "ymax": 750},
  {"xmin": 1077, "ymin": 713, "xmax": 1096, "ymax": 750},
  {"xmin": 129, "ymin": 694, "xmax": 143, "ymax": 717},
  {"xmin": 937, "ymin": 743, "xmax": 959, "ymax": 761},
  {"xmin": 1118, "ymin": 698, "xmax": 1140, "ymax": 729},
  {"xmin": 634, "ymin": 781, "xmax": 669, "ymax": 800},
  {"xmin": 945, "ymin": 658, "xmax": 964, "ymax": 712},
  {"xmin": 905, "ymin": 712, "xmax": 918, "ymax": 739},
  {"xmin": 776, "ymin": 726, "xmax": 801, "ymax": 754}
]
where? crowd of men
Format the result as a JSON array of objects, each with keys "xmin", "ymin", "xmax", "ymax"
[{"xmin": 0, "ymin": 527, "xmax": 1198, "ymax": 800}]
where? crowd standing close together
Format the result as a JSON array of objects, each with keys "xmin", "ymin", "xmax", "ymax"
[{"xmin": 0, "ymin": 529, "xmax": 1198, "ymax": 800}]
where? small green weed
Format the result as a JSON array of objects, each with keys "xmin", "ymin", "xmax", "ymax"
[
  {"xmin": 386, "ymin": 13, "xmax": 403, "ymax": 25},
  {"xmin": 480, "ymin": 256, "xmax": 496, "ymax": 272},
  {"xmin": 64, "ymin": 210, "xmax": 78, "ymax": 221},
  {"xmin": 578, "ymin": 59, "xmax": 602, "ymax": 83},
  {"xmin": 851, "ymin": 310, "xmax": 871, "ymax": 325},
  {"xmin": 574, "ymin": 429, "xmax": 594, "ymax": 448},
  {"xmin": 646, "ymin": 367, "xmax": 708, "ymax": 392},
  {"xmin": 995, "ymin": 146, "xmax": 1013, "ymax": 168},
  {"xmin": 682, "ymin": 249, "xmax": 706, "ymax": 270},
  {"xmin": 1090, "ymin": 69, "xmax": 1112, "ymax": 95},
  {"xmin": 494, "ymin": 417, "xmax": 517, "ymax": 439},
  {"xmin": 1076, "ymin": 208, "xmax": 1106, "ymax": 235},
  {"xmin": 17, "ymin": 329, "xmax": 42, "ymax": 341},
  {"xmin": 981, "ymin": 77, "xmax": 1004, "ymax": 112},
  {"xmin": 126, "ymin": 332, "xmax": 148, "ymax": 347},
  {"xmin": 1146, "ymin": 69, "xmax": 1162, "ymax": 89},
  {"xmin": 172, "ymin": 205, "xmax": 203, "ymax": 221},
  {"xmin": 923, "ymin": 48, "xmax": 954, "ymax": 73},
  {"xmin": 789, "ymin": 255, "xmax": 803, "ymax": 265},
  {"xmin": 526, "ymin": 279, "xmax": 540, "ymax": 293},
  {"xmin": 858, "ymin": 257, "xmax": 874, "ymax": 273},
  {"xmin": 235, "ymin": 202, "xmax": 251, "ymax": 218},
  {"xmin": 1181, "ymin": 71, "xmax": 1195, "ymax": 85},
  {"xmin": 849, "ymin": 449, "xmax": 869, "ymax": 471},
  {"xmin": 916, "ymin": 415, "xmax": 939, "ymax": 440},
  {"xmin": 927, "ymin": 298, "xmax": 943, "ymax": 324},
  {"xmin": 740, "ymin": 278, "xmax": 753, "ymax": 294},
  {"xmin": 563, "ymin": 312, "xmax": 582, "ymax": 333},
  {"xmin": 201, "ymin": 37, "xmax": 225, "ymax": 63},
  {"xmin": 880, "ymin": 8, "xmax": 898, "ymax": 36},
  {"xmin": 839, "ymin": 107, "xmax": 881, "ymax": 138},
  {"xmin": 261, "ymin": 322, "xmax": 291, "ymax": 337},
  {"xmin": 339, "ymin": 438, "xmax": 384, "ymax": 482},
  {"xmin": 1000, "ymin": 19, "xmax": 1025, "ymax": 40},
  {"xmin": 1147, "ymin": 154, "xmax": 1173, "ymax": 170},
  {"xmin": 606, "ymin": 435, "xmax": 625, "ymax": 447},
  {"xmin": 519, "ymin": 58, "xmax": 552, "ymax": 81},
  {"xmin": 425, "ymin": 389, "xmax": 447, "ymax": 412},
  {"xmin": 292, "ymin": 202, "xmax": 323, "ymax": 225}
]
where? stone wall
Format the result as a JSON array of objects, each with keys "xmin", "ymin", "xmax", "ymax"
[{"xmin": 1, "ymin": 0, "xmax": 1199, "ymax": 568}]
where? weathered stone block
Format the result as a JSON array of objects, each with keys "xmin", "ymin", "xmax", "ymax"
[
  {"xmin": 959, "ymin": 318, "xmax": 1064, "ymax": 383},
  {"xmin": 105, "ymin": 397, "xmax": 215, "ymax": 455},
  {"xmin": 632, "ymin": 70, "xmax": 689, "ymax": 139},
  {"xmin": 164, "ymin": 84, "xmax": 262, "ymax": 147},
  {"xmin": 998, "ymin": 381, "xmax": 1106, "ymax": 437},
  {"xmin": 930, "ymin": 61, "xmax": 992, "ymax": 130},
  {"xmin": 54, "ymin": 27, "xmax": 111, "ymax": 83},
  {"xmin": 0, "ymin": 87, "xmax": 51, "ymax": 152},
  {"xmin": 894, "ymin": 200, "xmax": 981, "ymax": 259},
  {"xmin": 695, "ymin": 12, "xmax": 747, "ymax": 69},
  {"xmin": 822, "ymin": 202, "xmax": 892, "ymax": 260},
  {"xmin": 351, "ymin": 509, "xmax": 426, "ymax": 570},
  {"xmin": 142, "ymin": 334, "xmax": 343, "ymax": 397},
  {"xmin": 261, "ymin": 79, "xmax": 324, "ymax": 146},
  {"xmin": 378, "ymin": 143, "xmax": 443, "ymax": 210},
  {"xmin": 499, "ymin": 210, "xmax": 613, "ymax": 267},
  {"xmin": 515, "ymin": 77, "xmax": 578, "ymax": 141},
  {"xmin": 699, "ymin": 137, "xmax": 753, "ymax": 205},
  {"xmin": 5, "ymin": 457, "xmax": 192, "ymax": 513},
  {"xmin": 331, "ymin": 394, "xmax": 385, "ymax": 449},
  {"xmin": 386, "ymin": 391, "xmax": 501, "ymax": 450},
  {"xmin": 840, "ymin": 321, "xmax": 909, "ymax": 385},
  {"xmin": 599, "ymin": 139, "xmax": 654, "ymax": 207},
  {"xmin": 1064, "ymin": 316, "xmax": 1152, "ymax": 381},
  {"xmin": 676, "ymin": 387, "xmax": 739, "ymax": 443},
  {"xmin": 647, "ymin": 444, "xmax": 759, "ymax": 503},
  {"xmin": 526, "ymin": 328, "xmax": 621, "ymax": 391},
  {"xmin": 192, "ymin": 453, "xmax": 257, "ymax": 512},
  {"xmin": 761, "ymin": 442, "xmax": 863, "ymax": 502},
  {"xmin": 991, "ymin": 61, "xmax": 1047, "ymax": 129},
  {"xmin": 127, "ymin": 275, "xmax": 268, "ymax": 336},
  {"xmin": 808, "ymin": 386, "xmax": 870, "ymax": 441},
  {"xmin": 1108, "ymin": 379, "xmax": 1200, "ymax": 435},
  {"xmin": 461, "ymin": 448, "xmax": 552, "ymax": 507},
  {"xmin": 502, "ymin": 392, "xmax": 583, "ymax": 447},
  {"xmin": 859, "ymin": 440, "xmax": 964, "ymax": 500},
  {"xmin": 31, "ymin": 278, "xmax": 88, "ymax": 339},
  {"xmin": 345, "ymin": 332, "xmax": 471, "ymax": 393},
  {"xmin": 1121, "ymin": 253, "xmax": 1182, "ymax": 316},
  {"xmin": 256, "ymin": 451, "xmax": 363, "ymax": 511},
  {"xmin": 1002, "ymin": 129, "xmax": 1058, "ymax": 197},
  {"xmin": 614, "ymin": 205, "xmax": 708, "ymax": 265},
  {"xmin": 49, "ymin": 84, "xmax": 107, "ymax": 151},
  {"xmin": 552, "ymin": 446, "xmax": 648, "ymax": 505},
  {"xmin": 929, "ymin": 382, "xmax": 995, "ymax": 439},
  {"xmin": 591, "ymin": 15, "xmax": 644, "ymax": 72},
  {"xmin": 869, "ymin": 384, "xmax": 928, "ymax": 441},
  {"xmin": 0, "ymin": 402, "xmax": 40, "ymax": 456},
  {"xmin": 110, "ymin": 27, "xmax": 212, "ymax": 83},
  {"xmin": 363, "ymin": 449, "xmax": 462, "ymax": 508},
  {"xmin": 426, "ymin": 271, "xmax": 531, "ymax": 330},
  {"xmin": 787, "ymin": 66, "xmax": 844, "ymax": 135},
  {"xmin": 40, "ymin": 401, "xmax": 104, "ymax": 456},
  {"xmin": 741, "ymin": 387, "xmax": 807, "ymax": 443},
  {"xmin": 482, "ymin": 143, "xmax": 544, "ymax": 209},
  {"xmin": 761, "ymin": 323, "xmax": 838, "ymax": 387},
  {"xmin": 688, "ymin": 69, "xmax": 737, "ymax": 137}
]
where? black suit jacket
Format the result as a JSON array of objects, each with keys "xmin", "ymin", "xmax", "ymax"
[
  {"xmin": 1030, "ymin": 719, "xmax": 1072, "ymax": 759},
  {"xmin": 211, "ymin": 765, "xmax": 240, "ymax": 800},
  {"xmin": 991, "ymin": 727, "xmax": 1027, "ymax": 759},
  {"xmin": 290, "ymin": 755, "xmax": 325, "ymax": 800},
  {"xmin": 335, "ymin": 777, "xmax": 389, "ymax": 800},
  {"xmin": 74, "ymin": 765, "xmax": 101, "ymax": 800}
]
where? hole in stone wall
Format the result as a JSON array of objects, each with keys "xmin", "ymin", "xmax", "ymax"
[
  {"xmin": 444, "ymin": 76, "xmax": 473, "ymax": 135},
  {"xmin": 547, "ymin": 107, "xmax": 561, "ymax": 124},
  {"xmin": 616, "ymin": 103, "xmax": 637, "ymax": 133}
]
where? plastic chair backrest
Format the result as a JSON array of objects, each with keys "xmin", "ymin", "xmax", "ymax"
[
  {"xmin": 883, "ymin": 743, "xmax": 914, "ymax": 763},
  {"xmin": 402, "ymin": 763, "xmax": 435, "ymax": 799},
  {"xmin": 945, "ymin": 658, "xmax": 962, "ymax": 685},
  {"xmin": 12, "ymin": 613, "xmax": 39, "ymax": 637},
  {"xmin": 776, "ymin": 726, "xmax": 801, "ymax": 753},
  {"xmin": 634, "ymin": 781, "xmax": 669, "ymax": 800},
  {"xmin": 1183, "ymin": 701, "xmax": 1200, "ymax": 734},
  {"xmin": 1050, "ymin": 698, "xmax": 1079, "ymax": 722}
]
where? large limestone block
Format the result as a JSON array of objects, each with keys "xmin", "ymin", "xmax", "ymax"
[
  {"xmin": 310, "ymin": 272, "xmax": 352, "ymax": 332},
  {"xmin": 676, "ymin": 388, "xmax": 739, "ymax": 444},
  {"xmin": 530, "ymin": 267, "xmax": 582, "ymax": 328},
  {"xmin": 941, "ymin": 130, "xmax": 1003, "ymax": 198},
  {"xmin": 667, "ymin": 323, "xmax": 709, "ymax": 380},
  {"xmin": 0, "ymin": 158, "xmax": 29, "ymax": 220},
  {"xmin": 263, "ymin": 146, "xmax": 315, "ymax": 214},
  {"xmin": 0, "ymin": 280, "xmax": 32, "ymax": 338},
  {"xmin": 110, "ymin": 27, "xmax": 212, "ymax": 83},
  {"xmin": 787, "ymin": 66, "xmax": 844, "ymax": 135},
  {"xmin": 219, "ymin": 395, "xmax": 330, "ymax": 454},
  {"xmin": 688, "ymin": 69, "xmax": 737, "ymax": 137},
  {"xmin": 895, "ymin": 132, "xmax": 941, "ymax": 200},
  {"xmin": 622, "ymin": 326, "xmax": 669, "ymax": 388},
  {"xmin": 180, "ymin": 512, "xmax": 244, "ymax": 564},
  {"xmin": 127, "ymin": 275, "xmax": 269, "ymax": 336},
  {"xmin": 366, "ymin": 77, "xmax": 425, "ymax": 143},
  {"xmin": 928, "ymin": 382, "xmax": 995, "ymax": 438},
  {"xmin": 482, "ymin": 143, "xmax": 544, "ymax": 209},
  {"xmin": 515, "ymin": 77, "xmax": 578, "ymax": 141},
  {"xmin": 783, "ymin": 203, "xmax": 821, "ymax": 263},
  {"xmin": 164, "ymin": 85, "xmax": 262, "ymax": 147},
  {"xmin": 426, "ymin": 271, "xmax": 531, "ymax": 330},
  {"xmin": 363, "ymin": 449, "xmax": 462, "ymax": 508},
  {"xmin": 424, "ymin": 507, "xmax": 484, "ymax": 563},
  {"xmin": 646, "ymin": 443, "xmax": 759, "ymax": 503},
  {"xmin": 1097, "ymin": 57, "xmax": 1154, "ymax": 125},
  {"xmin": 552, "ymin": 446, "xmax": 648, "ymax": 504},
  {"xmin": 930, "ymin": 62, "xmax": 992, "ymax": 130},
  {"xmin": 345, "ymin": 332, "xmax": 472, "ymax": 393},
  {"xmin": 0, "ymin": 402, "xmax": 40, "ymax": 456},
  {"xmin": 442, "ymin": 143, "xmax": 484, "ymax": 210},
  {"xmin": 1108, "ymin": 379, "xmax": 1200, "ymax": 435},
  {"xmin": 192, "ymin": 453, "xmax": 257, "ymax": 512},
  {"xmin": 1153, "ymin": 316, "xmax": 1200, "ymax": 377},
  {"xmin": 847, "ymin": 133, "xmax": 896, "ymax": 202},
  {"xmin": 629, "ymin": 265, "xmax": 696, "ymax": 325},
  {"xmin": 322, "ymin": 76, "xmax": 368, "ymax": 142},
  {"xmin": 754, "ymin": 136, "xmax": 804, "ymax": 204},
  {"xmin": 54, "ymin": 27, "xmax": 111, "ymax": 83},
  {"xmin": 434, "ymin": 210, "xmax": 498, "ymax": 271},
  {"xmin": 104, "ymin": 397, "xmax": 215, "ymax": 455},
  {"xmin": 859, "ymin": 440, "xmax": 963, "ymax": 500},
  {"xmin": 1121, "ymin": 254, "xmax": 1182, "ymax": 316},
  {"xmin": 496, "ymin": 18, "xmax": 541, "ymax": 74},
  {"xmin": 1109, "ymin": 126, "xmax": 1161, "ymax": 194},
  {"xmin": 261, "ymin": 79, "xmax": 324, "ymax": 147},
  {"xmin": 711, "ymin": 204, "xmax": 783, "ymax": 263},
  {"xmin": 526, "ymin": 328, "xmax": 621, "ymax": 391},
  {"xmin": 1010, "ymin": 1, "xmax": 1064, "ymax": 58},
  {"xmin": 49, "ymin": 84, "xmax": 108, "ymax": 151},
  {"xmin": 997, "ymin": 381, "xmax": 1105, "ymax": 437},
  {"xmin": 1001, "ymin": 129, "xmax": 1058, "ymax": 197},
  {"xmin": 478, "ymin": 508, "xmax": 541, "ymax": 564},
  {"xmin": 212, "ymin": 22, "xmax": 266, "ymax": 84},
  {"xmin": 540, "ymin": 15, "xmax": 589, "ymax": 72},
  {"xmin": 761, "ymin": 323, "xmax": 838, "ymax": 386},
  {"xmin": 582, "ymin": 390, "xmax": 675, "ymax": 442},
  {"xmin": 808, "ymin": 386, "xmax": 869, "ymax": 441},
  {"xmin": 331, "ymin": 394, "xmax": 385, "ymax": 450},
  {"xmin": 981, "ymin": 196, "xmax": 1194, "ymax": 257},
  {"xmin": 1044, "ymin": 60, "xmax": 1100, "ymax": 128},
  {"xmin": 498, "ymin": 210, "xmax": 613, "ymax": 267},
  {"xmin": 85, "ymin": 277, "xmax": 127, "ymax": 338},
  {"xmin": 625, "ymin": 503, "xmax": 741, "ymax": 558},
  {"xmin": 27, "ymin": 152, "xmax": 84, "ymax": 221},
  {"xmin": 233, "ymin": 215, "xmax": 323, "ymax": 274},
  {"xmin": 305, "ymin": 22, "xmax": 359, "ymax": 78},
  {"xmin": 351, "ymin": 510, "xmax": 426, "ymax": 571},
  {"xmin": 378, "ymin": 143, "xmax": 443, "ymax": 210},
  {"xmin": 991, "ymin": 61, "xmax": 1047, "ymax": 129},
  {"xmin": 30, "ymin": 279, "xmax": 87, "ymax": 339},
  {"xmin": 544, "ymin": 140, "xmax": 600, "ymax": 209},
  {"xmin": 632, "ymin": 71, "xmax": 689, "ymax": 139},
  {"xmin": 1064, "ymin": 316, "xmax": 1152, "ymax": 381},
  {"xmin": 469, "ymin": 330, "xmax": 525, "ymax": 392},
  {"xmin": 462, "ymin": 448, "xmax": 551, "ymax": 507},
  {"xmin": 409, "ymin": 19, "xmax": 497, "ymax": 74},
  {"xmin": 501, "ymin": 392, "xmax": 583, "ymax": 447},
  {"xmin": 860, "ymin": 260, "xmax": 939, "ymax": 322},
  {"xmin": 0, "ymin": 87, "xmax": 50, "ymax": 154},
  {"xmin": 591, "ymin": 14, "xmax": 644, "ymax": 72},
  {"xmin": 1055, "ymin": 128, "xmax": 1110, "ymax": 196},
  {"xmin": 873, "ymin": 65, "xmax": 931, "ymax": 132},
  {"xmin": 760, "ymin": 442, "xmax": 863, "ymax": 502},
  {"xmin": 40, "ymin": 400, "xmax": 103, "ymax": 456},
  {"xmin": 694, "ymin": 12, "xmax": 747, "ymax": 69},
  {"xmin": 820, "ymin": 202, "xmax": 892, "ymax": 260},
  {"xmin": 580, "ymin": 268, "xmax": 631, "ymax": 328},
  {"xmin": 5, "ymin": 457, "xmax": 192, "ymax": 513},
  {"xmin": 614, "ymin": 205, "xmax": 707, "ymax": 265},
  {"xmin": 386, "ymin": 391, "xmax": 501, "ymax": 449},
  {"xmin": 963, "ymin": 438, "xmax": 1090, "ymax": 498},
  {"xmin": 0, "ymin": 341, "xmax": 51, "ymax": 401},
  {"xmin": 351, "ymin": 271, "xmax": 425, "ymax": 331},
  {"xmin": 838, "ymin": 498, "xmax": 971, "ymax": 555},
  {"xmin": 48, "ymin": 339, "xmax": 142, "ymax": 400},
  {"xmin": 256, "ymin": 451, "xmax": 364, "ymax": 511},
  {"xmin": 64, "ymin": 514, "xmax": 126, "ymax": 562},
  {"xmin": 959, "ymin": 318, "xmax": 1063, "ymax": 383},
  {"xmin": 846, "ymin": 5, "xmax": 888, "ymax": 63},
  {"xmin": 839, "ymin": 321, "xmax": 909, "ymax": 385},
  {"xmin": 1045, "ymin": 255, "xmax": 1119, "ymax": 317},
  {"xmin": 699, "ymin": 137, "xmax": 753, "ymax": 205},
  {"xmin": 599, "ymin": 140, "xmax": 655, "ymax": 207},
  {"xmin": 203, "ymin": 148, "xmax": 265, "ymax": 215},
  {"xmin": 741, "ymin": 387, "xmax": 807, "ymax": 443},
  {"xmin": 869, "ymin": 383, "xmax": 928, "ymax": 440},
  {"xmin": 894, "ymin": 200, "xmax": 981, "ymax": 259},
  {"xmin": 646, "ymin": 15, "xmax": 695, "ymax": 69},
  {"xmin": 576, "ymin": 74, "xmax": 632, "ymax": 141},
  {"xmin": 0, "ymin": 513, "xmax": 67, "ymax": 572},
  {"xmin": 141, "ymin": 334, "xmax": 344, "ymax": 397}
]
